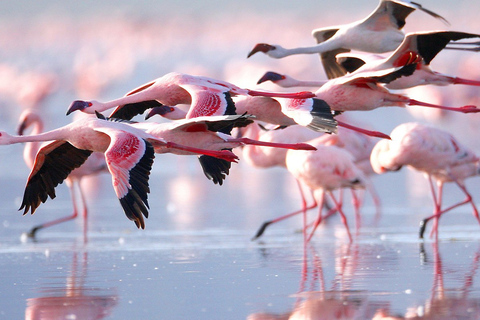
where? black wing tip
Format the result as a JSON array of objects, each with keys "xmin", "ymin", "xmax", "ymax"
[
  {"xmin": 198, "ymin": 155, "xmax": 232, "ymax": 185},
  {"xmin": 118, "ymin": 140, "xmax": 155, "ymax": 229}
]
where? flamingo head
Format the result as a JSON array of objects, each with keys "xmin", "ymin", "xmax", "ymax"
[
  {"xmin": 66, "ymin": 100, "xmax": 96, "ymax": 115},
  {"xmin": 370, "ymin": 140, "xmax": 403, "ymax": 174},
  {"xmin": 144, "ymin": 105, "xmax": 176, "ymax": 120},
  {"xmin": 16, "ymin": 110, "xmax": 42, "ymax": 135},
  {"xmin": 247, "ymin": 43, "xmax": 277, "ymax": 58},
  {"xmin": 256, "ymin": 71, "xmax": 286, "ymax": 85}
]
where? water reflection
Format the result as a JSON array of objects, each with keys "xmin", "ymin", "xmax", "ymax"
[
  {"xmin": 25, "ymin": 250, "xmax": 117, "ymax": 320},
  {"xmin": 374, "ymin": 242, "xmax": 480, "ymax": 320},
  {"xmin": 248, "ymin": 244, "xmax": 385, "ymax": 319},
  {"xmin": 249, "ymin": 242, "xmax": 480, "ymax": 320}
]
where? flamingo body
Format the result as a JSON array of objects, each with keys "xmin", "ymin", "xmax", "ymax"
[{"xmin": 370, "ymin": 122, "xmax": 480, "ymax": 238}]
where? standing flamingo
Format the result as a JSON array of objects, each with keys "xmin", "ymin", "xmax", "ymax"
[
  {"xmin": 66, "ymin": 72, "xmax": 316, "ymax": 118},
  {"xmin": 370, "ymin": 122, "xmax": 480, "ymax": 239},
  {"xmin": 335, "ymin": 30, "xmax": 480, "ymax": 90},
  {"xmin": 17, "ymin": 110, "xmax": 107, "ymax": 238},
  {"xmin": 286, "ymin": 140, "xmax": 366, "ymax": 242},
  {"xmin": 0, "ymin": 115, "xmax": 238, "ymax": 229},
  {"xmin": 247, "ymin": 0, "xmax": 448, "ymax": 78},
  {"xmin": 250, "ymin": 125, "xmax": 378, "ymax": 241}
]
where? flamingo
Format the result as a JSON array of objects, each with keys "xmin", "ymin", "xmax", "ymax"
[
  {"xmin": 257, "ymin": 64, "xmax": 480, "ymax": 115},
  {"xmin": 370, "ymin": 122, "xmax": 480, "ymax": 239},
  {"xmin": 132, "ymin": 111, "xmax": 318, "ymax": 185},
  {"xmin": 17, "ymin": 110, "xmax": 108, "ymax": 238},
  {"xmin": 335, "ymin": 30, "xmax": 480, "ymax": 90},
  {"xmin": 250, "ymin": 125, "xmax": 379, "ymax": 241},
  {"xmin": 66, "ymin": 72, "xmax": 316, "ymax": 118},
  {"xmin": 286, "ymin": 139, "xmax": 366, "ymax": 243},
  {"xmin": 0, "ymin": 115, "xmax": 238, "ymax": 229},
  {"xmin": 247, "ymin": 0, "xmax": 448, "ymax": 79}
]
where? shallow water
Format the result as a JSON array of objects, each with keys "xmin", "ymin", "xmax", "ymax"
[{"xmin": 1, "ymin": 1, "xmax": 480, "ymax": 319}]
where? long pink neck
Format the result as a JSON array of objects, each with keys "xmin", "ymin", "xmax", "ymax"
[
  {"xmin": 5, "ymin": 127, "xmax": 67, "ymax": 145},
  {"xmin": 23, "ymin": 118, "xmax": 44, "ymax": 168}
]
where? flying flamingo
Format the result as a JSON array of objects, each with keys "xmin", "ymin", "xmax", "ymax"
[
  {"xmin": 370, "ymin": 122, "xmax": 480, "ymax": 239},
  {"xmin": 66, "ymin": 72, "xmax": 316, "ymax": 118},
  {"xmin": 0, "ymin": 115, "xmax": 239, "ymax": 229},
  {"xmin": 247, "ymin": 0, "xmax": 448, "ymax": 79},
  {"xmin": 335, "ymin": 30, "xmax": 480, "ymax": 90},
  {"xmin": 132, "ymin": 111, "xmax": 318, "ymax": 185},
  {"xmin": 17, "ymin": 110, "xmax": 107, "ymax": 238},
  {"xmin": 257, "ymin": 64, "xmax": 480, "ymax": 115}
]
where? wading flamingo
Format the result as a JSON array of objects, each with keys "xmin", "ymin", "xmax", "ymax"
[
  {"xmin": 370, "ymin": 122, "xmax": 480, "ymax": 239},
  {"xmin": 18, "ymin": 110, "xmax": 107, "ymax": 238},
  {"xmin": 247, "ymin": 0, "xmax": 448, "ymax": 78},
  {"xmin": 285, "ymin": 140, "xmax": 366, "ymax": 243},
  {"xmin": 250, "ymin": 125, "xmax": 379, "ymax": 240},
  {"xmin": 0, "ymin": 115, "xmax": 238, "ymax": 229}
]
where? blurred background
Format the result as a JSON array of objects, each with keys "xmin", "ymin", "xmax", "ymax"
[{"xmin": 1, "ymin": 1, "xmax": 480, "ymax": 319}]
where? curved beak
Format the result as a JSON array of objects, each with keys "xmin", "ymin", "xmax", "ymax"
[
  {"xmin": 257, "ymin": 71, "xmax": 285, "ymax": 84},
  {"xmin": 247, "ymin": 43, "xmax": 276, "ymax": 58},
  {"xmin": 66, "ymin": 100, "xmax": 90, "ymax": 115},
  {"xmin": 145, "ymin": 105, "xmax": 175, "ymax": 120}
]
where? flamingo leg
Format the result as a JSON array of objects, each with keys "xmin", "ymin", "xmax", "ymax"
[
  {"xmin": 350, "ymin": 189, "xmax": 362, "ymax": 230},
  {"xmin": 78, "ymin": 180, "xmax": 89, "ymax": 242},
  {"xmin": 408, "ymin": 99, "xmax": 480, "ymax": 113},
  {"xmin": 251, "ymin": 180, "xmax": 317, "ymax": 240},
  {"xmin": 164, "ymin": 142, "xmax": 239, "ymax": 162},
  {"xmin": 307, "ymin": 190, "xmax": 325, "ymax": 242},
  {"xmin": 336, "ymin": 120, "xmax": 391, "ymax": 139},
  {"xmin": 365, "ymin": 178, "xmax": 382, "ymax": 225},
  {"xmin": 328, "ymin": 191, "xmax": 353, "ymax": 242},
  {"xmin": 26, "ymin": 179, "xmax": 79, "ymax": 238},
  {"xmin": 421, "ymin": 178, "xmax": 479, "ymax": 239},
  {"xmin": 430, "ymin": 181, "xmax": 444, "ymax": 239},
  {"xmin": 419, "ymin": 177, "xmax": 441, "ymax": 239},
  {"xmin": 455, "ymin": 180, "xmax": 480, "ymax": 226},
  {"xmin": 229, "ymin": 137, "xmax": 316, "ymax": 150}
]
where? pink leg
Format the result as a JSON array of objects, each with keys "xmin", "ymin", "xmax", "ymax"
[
  {"xmin": 336, "ymin": 120, "xmax": 391, "ymax": 139},
  {"xmin": 164, "ymin": 142, "xmax": 239, "ymax": 162},
  {"xmin": 307, "ymin": 190, "xmax": 325, "ymax": 242},
  {"xmin": 419, "ymin": 177, "xmax": 441, "ymax": 239},
  {"xmin": 365, "ymin": 179, "xmax": 382, "ymax": 225},
  {"xmin": 350, "ymin": 189, "xmax": 362, "ymax": 230},
  {"xmin": 408, "ymin": 98, "xmax": 480, "ymax": 113},
  {"xmin": 328, "ymin": 191, "xmax": 353, "ymax": 242},
  {"xmin": 247, "ymin": 89, "xmax": 315, "ymax": 99},
  {"xmin": 252, "ymin": 180, "xmax": 317, "ymax": 240},
  {"xmin": 78, "ymin": 180, "xmax": 89, "ymax": 243},
  {"xmin": 421, "ymin": 179, "xmax": 479, "ymax": 239},
  {"xmin": 230, "ymin": 137, "xmax": 316, "ymax": 151},
  {"xmin": 27, "ymin": 179, "xmax": 79, "ymax": 238}
]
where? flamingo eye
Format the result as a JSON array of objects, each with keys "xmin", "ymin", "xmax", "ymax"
[{"xmin": 88, "ymin": 102, "xmax": 93, "ymax": 107}]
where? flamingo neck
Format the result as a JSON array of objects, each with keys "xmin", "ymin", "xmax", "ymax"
[
  {"xmin": 283, "ymin": 41, "xmax": 338, "ymax": 56},
  {"xmin": 23, "ymin": 118, "xmax": 45, "ymax": 168},
  {"xmin": 2, "ymin": 127, "xmax": 67, "ymax": 145}
]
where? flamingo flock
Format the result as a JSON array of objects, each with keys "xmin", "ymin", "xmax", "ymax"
[{"xmin": 2, "ymin": 0, "xmax": 480, "ymax": 244}]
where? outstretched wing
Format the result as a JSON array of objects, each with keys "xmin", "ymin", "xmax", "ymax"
[
  {"xmin": 20, "ymin": 141, "xmax": 92, "ymax": 214},
  {"xmin": 312, "ymin": 28, "xmax": 349, "ymax": 79},
  {"xmin": 96, "ymin": 128, "xmax": 155, "ymax": 229}
]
